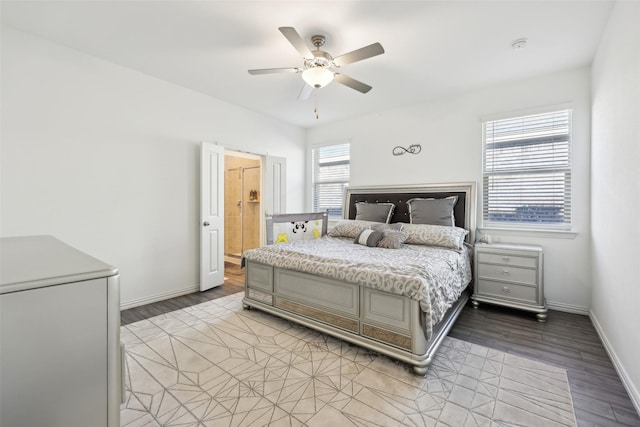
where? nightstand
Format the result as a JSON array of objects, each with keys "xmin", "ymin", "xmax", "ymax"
[{"xmin": 472, "ymin": 242, "xmax": 547, "ymax": 322}]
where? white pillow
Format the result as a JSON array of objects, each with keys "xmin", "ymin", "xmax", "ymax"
[
  {"xmin": 402, "ymin": 223, "xmax": 468, "ymax": 249},
  {"xmin": 328, "ymin": 219, "xmax": 381, "ymax": 239}
]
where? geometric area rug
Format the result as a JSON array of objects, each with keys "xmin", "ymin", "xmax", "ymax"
[{"xmin": 120, "ymin": 293, "xmax": 577, "ymax": 426}]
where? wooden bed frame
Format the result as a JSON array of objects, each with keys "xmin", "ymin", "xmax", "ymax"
[{"xmin": 242, "ymin": 182, "xmax": 476, "ymax": 375}]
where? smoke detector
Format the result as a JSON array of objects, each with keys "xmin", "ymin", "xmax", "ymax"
[{"xmin": 511, "ymin": 38, "xmax": 528, "ymax": 50}]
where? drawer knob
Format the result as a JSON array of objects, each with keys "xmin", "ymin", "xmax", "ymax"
[
  {"xmin": 501, "ymin": 269, "xmax": 510, "ymax": 276},
  {"xmin": 502, "ymin": 257, "xmax": 510, "ymax": 262},
  {"xmin": 502, "ymin": 286, "xmax": 510, "ymax": 293}
]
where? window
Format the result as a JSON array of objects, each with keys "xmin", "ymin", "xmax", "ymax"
[
  {"xmin": 312, "ymin": 142, "xmax": 350, "ymax": 219},
  {"xmin": 482, "ymin": 109, "xmax": 571, "ymax": 228}
]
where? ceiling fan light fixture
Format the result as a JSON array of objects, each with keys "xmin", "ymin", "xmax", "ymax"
[
  {"xmin": 302, "ymin": 67, "xmax": 334, "ymax": 88},
  {"xmin": 249, "ymin": 27, "xmax": 384, "ymax": 96}
]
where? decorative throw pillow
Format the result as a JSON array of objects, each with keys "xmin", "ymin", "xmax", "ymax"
[
  {"xmin": 355, "ymin": 202, "xmax": 395, "ymax": 223},
  {"xmin": 406, "ymin": 196, "xmax": 458, "ymax": 226},
  {"xmin": 402, "ymin": 223, "xmax": 468, "ymax": 249},
  {"xmin": 377, "ymin": 230, "xmax": 407, "ymax": 249},
  {"xmin": 328, "ymin": 220, "xmax": 380, "ymax": 238},
  {"xmin": 354, "ymin": 229, "xmax": 384, "ymax": 247},
  {"xmin": 370, "ymin": 223, "xmax": 404, "ymax": 232}
]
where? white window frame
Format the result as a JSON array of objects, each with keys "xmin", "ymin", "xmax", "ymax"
[
  {"xmin": 309, "ymin": 140, "xmax": 350, "ymax": 220},
  {"xmin": 481, "ymin": 108, "xmax": 572, "ymax": 231}
]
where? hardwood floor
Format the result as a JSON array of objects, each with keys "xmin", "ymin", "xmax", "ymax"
[
  {"xmin": 449, "ymin": 303, "xmax": 640, "ymax": 427},
  {"xmin": 121, "ymin": 267, "xmax": 640, "ymax": 427},
  {"xmin": 120, "ymin": 262, "xmax": 244, "ymax": 325}
]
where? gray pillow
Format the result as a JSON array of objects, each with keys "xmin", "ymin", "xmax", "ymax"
[
  {"xmin": 354, "ymin": 229, "xmax": 384, "ymax": 247},
  {"xmin": 355, "ymin": 202, "xmax": 395, "ymax": 223},
  {"xmin": 371, "ymin": 223, "xmax": 403, "ymax": 232},
  {"xmin": 406, "ymin": 196, "xmax": 458, "ymax": 226},
  {"xmin": 377, "ymin": 230, "xmax": 407, "ymax": 249}
]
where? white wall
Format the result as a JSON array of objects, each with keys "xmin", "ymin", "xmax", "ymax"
[
  {"xmin": 591, "ymin": 1, "xmax": 640, "ymax": 412},
  {"xmin": 0, "ymin": 26, "xmax": 306, "ymax": 307},
  {"xmin": 308, "ymin": 67, "xmax": 592, "ymax": 312}
]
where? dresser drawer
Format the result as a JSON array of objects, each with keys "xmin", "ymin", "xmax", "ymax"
[
  {"xmin": 477, "ymin": 263, "xmax": 537, "ymax": 285},
  {"xmin": 476, "ymin": 279, "xmax": 537, "ymax": 304},
  {"xmin": 476, "ymin": 252, "xmax": 537, "ymax": 268}
]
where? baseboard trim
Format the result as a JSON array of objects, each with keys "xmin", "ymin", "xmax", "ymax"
[
  {"xmin": 546, "ymin": 300, "xmax": 589, "ymax": 315},
  {"xmin": 120, "ymin": 284, "xmax": 200, "ymax": 310},
  {"xmin": 589, "ymin": 310, "xmax": 640, "ymax": 415}
]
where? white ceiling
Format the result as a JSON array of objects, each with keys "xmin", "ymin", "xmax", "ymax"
[{"xmin": 1, "ymin": 1, "xmax": 614, "ymax": 128}]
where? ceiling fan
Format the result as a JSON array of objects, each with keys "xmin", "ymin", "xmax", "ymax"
[{"xmin": 249, "ymin": 27, "xmax": 385, "ymax": 100}]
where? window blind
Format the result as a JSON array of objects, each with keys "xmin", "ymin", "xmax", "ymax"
[
  {"xmin": 483, "ymin": 110, "xmax": 571, "ymax": 226},
  {"xmin": 312, "ymin": 143, "xmax": 350, "ymax": 219}
]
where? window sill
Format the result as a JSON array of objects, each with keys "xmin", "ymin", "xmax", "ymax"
[{"xmin": 478, "ymin": 227, "xmax": 577, "ymax": 239}]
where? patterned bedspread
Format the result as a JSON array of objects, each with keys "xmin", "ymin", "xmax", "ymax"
[{"xmin": 242, "ymin": 236, "xmax": 472, "ymax": 339}]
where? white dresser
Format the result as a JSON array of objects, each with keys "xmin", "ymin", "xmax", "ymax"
[
  {"xmin": 472, "ymin": 242, "xmax": 547, "ymax": 322},
  {"xmin": 0, "ymin": 236, "xmax": 121, "ymax": 427}
]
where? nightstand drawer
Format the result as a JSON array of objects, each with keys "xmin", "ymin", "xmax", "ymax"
[
  {"xmin": 476, "ymin": 252, "xmax": 537, "ymax": 268},
  {"xmin": 473, "ymin": 243, "xmax": 546, "ymax": 321},
  {"xmin": 476, "ymin": 279, "xmax": 537, "ymax": 303},
  {"xmin": 477, "ymin": 263, "xmax": 537, "ymax": 285}
]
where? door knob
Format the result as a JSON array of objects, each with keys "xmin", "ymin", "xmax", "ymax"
[{"xmin": 203, "ymin": 221, "xmax": 210, "ymax": 227}]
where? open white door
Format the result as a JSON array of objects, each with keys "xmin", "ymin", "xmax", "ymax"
[
  {"xmin": 200, "ymin": 142, "xmax": 224, "ymax": 291},
  {"xmin": 265, "ymin": 156, "xmax": 286, "ymax": 215}
]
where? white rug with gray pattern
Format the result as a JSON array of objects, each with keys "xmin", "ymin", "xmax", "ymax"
[{"xmin": 121, "ymin": 292, "xmax": 577, "ymax": 426}]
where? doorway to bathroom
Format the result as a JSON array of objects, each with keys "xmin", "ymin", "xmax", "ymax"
[{"xmin": 224, "ymin": 151, "xmax": 262, "ymax": 265}]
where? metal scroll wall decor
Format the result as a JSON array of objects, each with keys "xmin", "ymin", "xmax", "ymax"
[{"xmin": 392, "ymin": 144, "xmax": 422, "ymax": 156}]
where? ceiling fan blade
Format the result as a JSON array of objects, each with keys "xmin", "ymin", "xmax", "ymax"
[
  {"xmin": 248, "ymin": 67, "xmax": 301, "ymax": 75},
  {"xmin": 333, "ymin": 42, "xmax": 385, "ymax": 67},
  {"xmin": 298, "ymin": 83, "xmax": 313, "ymax": 100},
  {"xmin": 279, "ymin": 27, "xmax": 313, "ymax": 58},
  {"xmin": 334, "ymin": 73, "xmax": 372, "ymax": 94}
]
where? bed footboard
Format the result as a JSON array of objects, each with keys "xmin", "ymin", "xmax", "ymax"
[{"xmin": 242, "ymin": 260, "xmax": 468, "ymax": 375}]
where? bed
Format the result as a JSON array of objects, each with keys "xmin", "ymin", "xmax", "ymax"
[{"xmin": 242, "ymin": 182, "xmax": 476, "ymax": 375}]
